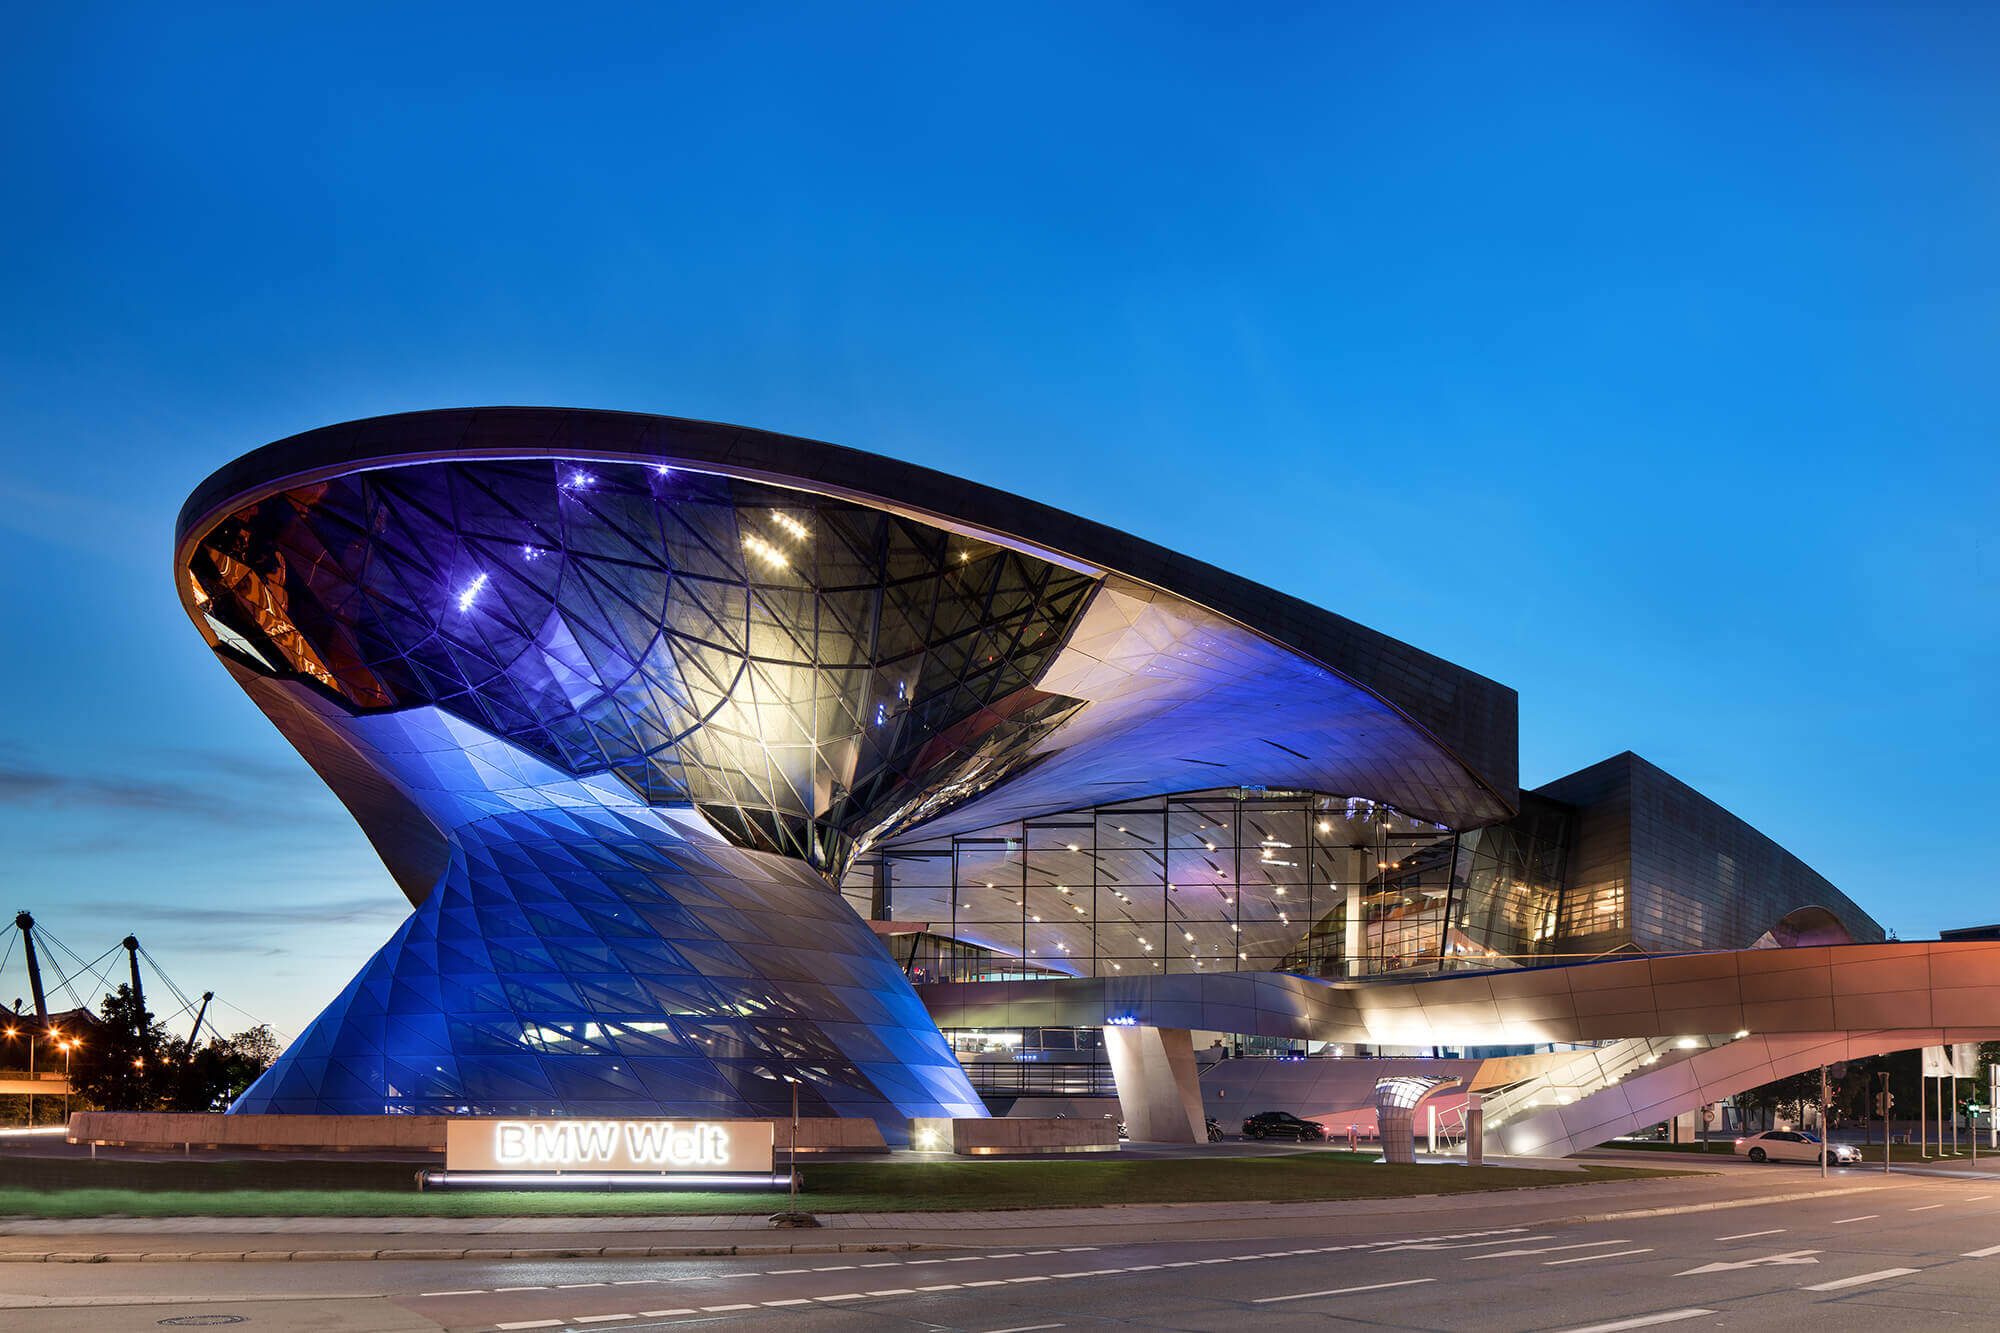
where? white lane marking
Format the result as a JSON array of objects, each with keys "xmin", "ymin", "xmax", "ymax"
[
  {"xmin": 962, "ymin": 1279, "xmax": 1008, "ymax": 1287},
  {"xmin": 611, "ymin": 1279, "xmax": 654, "ymax": 1285},
  {"xmin": 575, "ymin": 1318, "xmax": 634, "ymax": 1326},
  {"xmin": 1909, "ymin": 1204, "xmax": 1944, "ymax": 1211},
  {"xmin": 1677, "ymin": 1251, "xmax": 1819, "ymax": 1276},
  {"xmin": 816, "ymin": 1293, "xmax": 865, "ymax": 1302},
  {"xmin": 1715, "ymin": 1229, "xmax": 1786, "ymax": 1241},
  {"xmin": 1062, "ymin": 1246, "xmax": 1098, "ymax": 1251},
  {"xmin": 1832, "ymin": 1215, "xmax": 1878, "ymax": 1224},
  {"xmin": 860, "ymin": 1260, "xmax": 900, "ymax": 1267},
  {"xmin": 556, "ymin": 1282, "xmax": 605, "ymax": 1289},
  {"xmin": 1254, "ymin": 1277, "xmax": 1436, "ymax": 1304},
  {"xmin": 493, "ymin": 1286, "xmax": 549, "ymax": 1293},
  {"xmin": 700, "ymin": 1305, "xmax": 758, "ymax": 1313},
  {"xmin": 766, "ymin": 1267, "xmax": 811, "ymax": 1274},
  {"xmin": 494, "ymin": 1324, "xmax": 562, "ymax": 1332},
  {"xmin": 1391, "ymin": 1233, "xmax": 1554, "ymax": 1252},
  {"xmin": 1961, "ymin": 1243, "xmax": 2000, "ymax": 1258},
  {"xmin": 1007, "ymin": 1275, "xmax": 1050, "ymax": 1283},
  {"xmin": 762, "ymin": 1299, "xmax": 813, "ymax": 1306},
  {"xmin": 636, "ymin": 1313, "xmax": 696, "ymax": 1320},
  {"xmin": 907, "ymin": 1258, "xmax": 944, "ymax": 1264},
  {"xmin": 982, "ymin": 1325, "xmax": 1067, "ymax": 1333},
  {"xmin": 1471, "ymin": 1239, "xmax": 1631, "ymax": 1260},
  {"xmin": 1802, "ymin": 1267, "xmax": 1920, "ymax": 1291},
  {"xmin": 812, "ymin": 1264, "xmax": 854, "ymax": 1271},
  {"xmin": 1546, "ymin": 1248, "xmax": 1655, "ymax": 1266},
  {"xmin": 917, "ymin": 1283, "xmax": 963, "ymax": 1291},
  {"xmin": 1967, "ymin": 1194, "xmax": 1992, "ymax": 1201},
  {"xmin": 418, "ymin": 1289, "xmax": 484, "ymax": 1296},
  {"xmin": 866, "ymin": 1288, "xmax": 916, "ymax": 1296},
  {"xmin": 1556, "ymin": 1311, "xmax": 1716, "ymax": 1333}
]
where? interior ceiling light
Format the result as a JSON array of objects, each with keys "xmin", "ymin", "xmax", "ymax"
[
  {"xmin": 742, "ymin": 533, "xmax": 788, "ymax": 568},
  {"xmin": 456, "ymin": 572, "xmax": 489, "ymax": 613}
]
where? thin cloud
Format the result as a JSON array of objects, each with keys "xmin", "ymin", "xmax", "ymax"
[
  {"xmin": 0, "ymin": 752, "xmax": 355, "ymax": 829},
  {"xmin": 77, "ymin": 895, "xmax": 407, "ymax": 929}
]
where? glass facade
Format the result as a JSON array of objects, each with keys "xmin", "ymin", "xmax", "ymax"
[
  {"xmin": 190, "ymin": 460, "xmax": 1095, "ymax": 876},
  {"xmin": 849, "ymin": 787, "xmax": 1571, "ymax": 980},
  {"xmin": 228, "ymin": 707, "xmax": 985, "ymax": 1128},
  {"xmin": 175, "ymin": 414, "xmax": 1881, "ymax": 1135}
]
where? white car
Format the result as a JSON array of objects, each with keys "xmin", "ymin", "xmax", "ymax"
[{"xmin": 1734, "ymin": 1130, "xmax": 1861, "ymax": 1164}]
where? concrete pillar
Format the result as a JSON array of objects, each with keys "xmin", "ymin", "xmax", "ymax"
[
  {"xmin": 1103, "ymin": 1025, "xmax": 1206, "ymax": 1144},
  {"xmin": 1344, "ymin": 850, "xmax": 1364, "ymax": 977}
]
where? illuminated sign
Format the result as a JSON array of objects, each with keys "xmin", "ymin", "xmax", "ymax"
[{"xmin": 445, "ymin": 1118, "xmax": 775, "ymax": 1174}]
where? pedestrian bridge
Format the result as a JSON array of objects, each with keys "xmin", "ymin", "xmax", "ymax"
[{"xmin": 917, "ymin": 939, "xmax": 2000, "ymax": 1152}]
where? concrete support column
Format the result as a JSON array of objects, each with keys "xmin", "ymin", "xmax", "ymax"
[
  {"xmin": 1103, "ymin": 1025, "xmax": 1206, "ymax": 1144},
  {"xmin": 1345, "ymin": 878, "xmax": 1364, "ymax": 978}
]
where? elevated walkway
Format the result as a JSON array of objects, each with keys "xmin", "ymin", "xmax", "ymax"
[{"xmin": 1485, "ymin": 1027, "xmax": 2000, "ymax": 1157}]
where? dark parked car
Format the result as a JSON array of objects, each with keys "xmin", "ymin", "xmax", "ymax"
[{"xmin": 1242, "ymin": 1110, "xmax": 1327, "ymax": 1141}]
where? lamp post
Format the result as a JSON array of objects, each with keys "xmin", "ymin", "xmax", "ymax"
[
  {"xmin": 2, "ymin": 1027, "xmax": 21, "ymax": 1127},
  {"xmin": 60, "ymin": 1038, "xmax": 76, "ymax": 1123},
  {"xmin": 768, "ymin": 1073, "xmax": 817, "ymax": 1229}
]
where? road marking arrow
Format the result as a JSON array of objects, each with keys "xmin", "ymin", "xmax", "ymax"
[{"xmin": 1675, "ymin": 1250, "xmax": 1821, "ymax": 1276}]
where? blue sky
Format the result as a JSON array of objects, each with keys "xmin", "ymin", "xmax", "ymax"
[{"xmin": 0, "ymin": 5, "xmax": 1994, "ymax": 1036}]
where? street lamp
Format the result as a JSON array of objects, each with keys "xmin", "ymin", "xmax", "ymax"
[
  {"xmin": 57, "ymin": 1038, "xmax": 78, "ymax": 1123},
  {"xmin": 767, "ymin": 1073, "xmax": 817, "ymax": 1230},
  {"xmin": 1, "ymin": 1028, "xmax": 21, "ymax": 1127}
]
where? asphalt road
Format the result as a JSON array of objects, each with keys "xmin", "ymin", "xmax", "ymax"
[{"xmin": 4, "ymin": 1169, "xmax": 1997, "ymax": 1331}]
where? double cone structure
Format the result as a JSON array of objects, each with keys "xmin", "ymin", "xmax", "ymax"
[{"xmin": 177, "ymin": 408, "xmax": 1517, "ymax": 1136}]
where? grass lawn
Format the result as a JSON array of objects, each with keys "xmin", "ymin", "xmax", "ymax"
[{"xmin": 0, "ymin": 1156, "xmax": 1683, "ymax": 1218}]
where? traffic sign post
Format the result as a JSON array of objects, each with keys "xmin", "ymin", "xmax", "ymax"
[
  {"xmin": 1877, "ymin": 1071, "xmax": 1892, "ymax": 1174},
  {"xmin": 1819, "ymin": 1065, "xmax": 1829, "ymax": 1178}
]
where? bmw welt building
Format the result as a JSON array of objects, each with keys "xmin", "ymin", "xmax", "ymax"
[{"xmin": 175, "ymin": 409, "xmax": 1998, "ymax": 1153}]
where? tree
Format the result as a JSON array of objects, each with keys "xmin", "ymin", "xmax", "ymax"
[
  {"xmin": 156, "ymin": 1024, "xmax": 282, "ymax": 1111},
  {"xmin": 68, "ymin": 984, "xmax": 169, "ymax": 1111}
]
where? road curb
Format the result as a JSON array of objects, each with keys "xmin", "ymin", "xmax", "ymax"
[
  {"xmin": 1552, "ymin": 1184, "xmax": 1894, "ymax": 1224},
  {"xmin": 0, "ymin": 1240, "xmax": 932, "ymax": 1264}
]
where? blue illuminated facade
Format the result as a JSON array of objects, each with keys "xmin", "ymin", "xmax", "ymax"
[
  {"xmin": 178, "ymin": 408, "xmax": 1873, "ymax": 1136},
  {"xmin": 222, "ymin": 704, "xmax": 982, "ymax": 1123}
]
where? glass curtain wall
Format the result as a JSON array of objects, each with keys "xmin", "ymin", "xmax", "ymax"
[{"xmin": 851, "ymin": 787, "xmax": 1564, "ymax": 981}]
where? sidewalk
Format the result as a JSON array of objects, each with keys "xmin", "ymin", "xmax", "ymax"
[{"xmin": 0, "ymin": 1166, "xmax": 1920, "ymax": 1264}]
